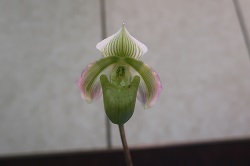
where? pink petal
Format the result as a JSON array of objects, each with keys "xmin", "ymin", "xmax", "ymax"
[{"xmin": 77, "ymin": 56, "xmax": 119, "ymax": 103}]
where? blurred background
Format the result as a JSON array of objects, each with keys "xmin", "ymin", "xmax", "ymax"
[{"xmin": 0, "ymin": 0, "xmax": 250, "ymax": 157}]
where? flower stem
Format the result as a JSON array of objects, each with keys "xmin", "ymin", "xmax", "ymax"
[{"xmin": 119, "ymin": 124, "xmax": 133, "ymax": 166}]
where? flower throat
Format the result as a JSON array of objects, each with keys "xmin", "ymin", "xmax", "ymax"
[{"xmin": 110, "ymin": 64, "xmax": 132, "ymax": 87}]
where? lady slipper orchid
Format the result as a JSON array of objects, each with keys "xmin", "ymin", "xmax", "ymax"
[{"xmin": 77, "ymin": 24, "xmax": 162, "ymax": 124}]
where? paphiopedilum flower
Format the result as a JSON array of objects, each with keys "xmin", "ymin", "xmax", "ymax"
[{"xmin": 77, "ymin": 24, "xmax": 162, "ymax": 124}]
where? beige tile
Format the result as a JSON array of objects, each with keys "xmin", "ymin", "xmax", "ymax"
[
  {"xmin": 0, "ymin": 0, "xmax": 106, "ymax": 155},
  {"xmin": 105, "ymin": 0, "xmax": 250, "ymax": 147}
]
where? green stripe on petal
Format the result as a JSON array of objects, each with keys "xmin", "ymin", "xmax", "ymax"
[
  {"xmin": 124, "ymin": 57, "xmax": 162, "ymax": 108},
  {"xmin": 77, "ymin": 56, "xmax": 120, "ymax": 103},
  {"xmin": 96, "ymin": 24, "xmax": 147, "ymax": 59}
]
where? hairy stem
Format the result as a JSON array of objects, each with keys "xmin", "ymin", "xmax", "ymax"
[{"xmin": 119, "ymin": 124, "xmax": 133, "ymax": 166}]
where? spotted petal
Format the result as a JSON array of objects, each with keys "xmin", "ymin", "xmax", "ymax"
[
  {"xmin": 124, "ymin": 57, "xmax": 162, "ymax": 108},
  {"xmin": 96, "ymin": 24, "xmax": 147, "ymax": 59},
  {"xmin": 77, "ymin": 56, "xmax": 120, "ymax": 103}
]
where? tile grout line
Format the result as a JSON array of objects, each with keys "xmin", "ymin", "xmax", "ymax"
[
  {"xmin": 233, "ymin": 0, "xmax": 250, "ymax": 59},
  {"xmin": 100, "ymin": 0, "xmax": 107, "ymax": 39},
  {"xmin": 99, "ymin": 0, "xmax": 112, "ymax": 149}
]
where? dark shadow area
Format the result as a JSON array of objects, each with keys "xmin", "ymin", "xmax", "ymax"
[{"xmin": 0, "ymin": 139, "xmax": 250, "ymax": 166}]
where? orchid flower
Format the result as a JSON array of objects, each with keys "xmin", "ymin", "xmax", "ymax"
[{"xmin": 77, "ymin": 24, "xmax": 162, "ymax": 124}]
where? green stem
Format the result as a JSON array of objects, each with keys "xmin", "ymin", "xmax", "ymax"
[{"xmin": 119, "ymin": 124, "xmax": 133, "ymax": 166}]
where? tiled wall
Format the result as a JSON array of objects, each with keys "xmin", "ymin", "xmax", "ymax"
[{"xmin": 0, "ymin": 0, "xmax": 250, "ymax": 156}]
